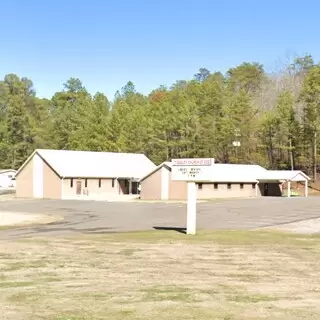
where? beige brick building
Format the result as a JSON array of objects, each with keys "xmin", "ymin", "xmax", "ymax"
[
  {"xmin": 139, "ymin": 162, "xmax": 310, "ymax": 200},
  {"xmin": 15, "ymin": 149, "xmax": 156, "ymax": 200}
]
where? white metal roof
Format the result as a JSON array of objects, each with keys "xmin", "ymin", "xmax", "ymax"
[
  {"xmin": 17, "ymin": 149, "xmax": 156, "ymax": 179},
  {"xmin": 0, "ymin": 169, "xmax": 16, "ymax": 174},
  {"xmin": 209, "ymin": 164, "xmax": 268, "ymax": 182},
  {"xmin": 139, "ymin": 160, "xmax": 311, "ymax": 184},
  {"xmin": 257, "ymin": 170, "xmax": 310, "ymax": 181}
]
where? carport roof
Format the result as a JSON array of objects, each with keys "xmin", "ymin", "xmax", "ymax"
[
  {"xmin": 16, "ymin": 149, "xmax": 156, "ymax": 179},
  {"xmin": 257, "ymin": 170, "xmax": 310, "ymax": 182}
]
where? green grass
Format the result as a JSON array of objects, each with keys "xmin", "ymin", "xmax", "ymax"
[
  {"xmin": 5, "ymin": 259, "xmax": 48, "ymax": 271},
  {"xmin": 141, "ymin": 285, "xmax": 196, "ymax": 303},
  {"xmin": 8, "ymin": 291, "xmax": 40, "ymax": 303},
  {"xmin": 229, "ymin": 293, "xmax": 279, "ymax": 303},
  {"xmin": 1, "ymin": 229, "xmax": 320, "ymax": 320},
  {"xmin": 72, "ymin": 229, "xmax": 320, "ymax": 246}
]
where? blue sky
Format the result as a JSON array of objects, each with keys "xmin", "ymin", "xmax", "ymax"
[{"xmin": 1, "ymin": 0, "xmax": 320, "ymax": 100}]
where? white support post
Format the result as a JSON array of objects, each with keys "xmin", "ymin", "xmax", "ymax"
[
  {"xmin": 287, "ymin": 181, "xmax": 291, "ymax": 198},
  {"xmin": 129, "ymin": 180, "xmax": 132, "ymax": 195},
  {"xmin": 187, "ymin": 182, "xmax": 197, "ymax": 235},
  {"xmin": 305, "ymin": 180, "xmax": 308, "ymax": 197},
  {"xmin": 61, "ymin": 177, "xmax": 64, "ymax": 200}
]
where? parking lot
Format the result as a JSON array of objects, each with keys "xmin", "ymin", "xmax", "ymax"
[{"xmin": 0, "ymin": 196, "xmax": 320, "ymax": 239}]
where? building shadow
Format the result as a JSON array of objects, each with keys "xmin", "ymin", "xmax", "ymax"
[{"xmin": 153, "ymin": 226, "xmax": 186, "ymax": 234}]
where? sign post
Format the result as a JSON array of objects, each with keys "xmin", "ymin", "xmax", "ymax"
[
  {"xmin": 171, "ymin": 158, "xmax": 214, "ymax": 235},
  {"xmin": 186, "ymin": 181, "xmax": 197, "ymax": 235}
]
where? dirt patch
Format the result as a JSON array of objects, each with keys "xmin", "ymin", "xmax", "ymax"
[
  {"xmin": 0, "ymin": 231, "xmax": 319, "ymax": 319},
  {"xmin": 0, "ymin": 212, "xmax": 63, "ymax": 227},
  {"xmin": 258, "ymin": 217, "xmax": 320, "ymax": 234}
]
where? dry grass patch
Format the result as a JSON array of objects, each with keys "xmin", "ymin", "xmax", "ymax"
[{"xmin": 0, "ymin": 230, "xmax": 320, "ymax": 319}]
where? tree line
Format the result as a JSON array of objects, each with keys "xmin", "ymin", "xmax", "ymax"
[{"xmin": 1, "ymin": 54, "xmax": 320, "ymax": 180}]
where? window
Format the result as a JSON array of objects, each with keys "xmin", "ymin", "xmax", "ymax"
[
  {"xmin": 98, "ymin": 179, "xmax": 101, "ymax": 188},
  {"xmin": 252, "ymin": 183, "xmax": 256, "ymax": 189},
  {"xmin": 198, "ymin": 183, "xmax": 203, "ymax": 190},
  {"xmin": 70, "ymin": 178, "xmax": 73, "ymax": 188},
  {"xmin": 85, "ymin": 179, "xmax": 88, "ymax": 188},
  {"xmin": 214, "ymin": 183, "xmax": 218, "ymax": 190},
  {"xmin": 240, "ymin": 183, "xmax": 244, "ymax": 189},
  {"xmin": 227, "ymin": 183, "xmax": 231, "ymax": 189},
  {"xmin": 112, "ymin": 179, "xmax": 115, "ymax": 188}
]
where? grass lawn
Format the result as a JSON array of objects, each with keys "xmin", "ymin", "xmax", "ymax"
[{"xmin": 0, "ymin": 230, "xmax": 320, "ymax": 320}]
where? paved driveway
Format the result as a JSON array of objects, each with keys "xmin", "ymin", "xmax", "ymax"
[{"xmin": 0, "ymin": 197, "xmax": 320, "ymax": 239}]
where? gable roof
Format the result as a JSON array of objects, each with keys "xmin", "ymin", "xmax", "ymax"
[
  {"xmin": 16, "ymin": 149, "xmax": 156, "ymax": 179},
  {"xmin": 139, "ymin": 161, "xmax": 172, "ymax": 182}
]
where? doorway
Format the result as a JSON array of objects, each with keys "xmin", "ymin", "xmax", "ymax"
[{"xmin": 76, "ymin": 180, "xmax": 82, "ymax": 195}]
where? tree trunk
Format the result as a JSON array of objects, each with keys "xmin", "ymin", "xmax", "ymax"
[
  {"xmin": 313, "ymin": 130, "xmax": 317, "ymax": 181},
  {"xmin": 289, "ymin": 137, "xmax": 294, "ymax": 170}
]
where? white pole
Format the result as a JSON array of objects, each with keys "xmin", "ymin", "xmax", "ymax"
[
  {"xmin": 129, "ymin": 179, "xmax": 132, "ymax": 195},
  {"xmin": 61, "ymin": 177, "xmax": 64, "ymax": 200},
  {"xmin": 187, "ymin": 181, "xmax": 197, "ymax": 235},
  {"xmin": 287, "ymin": 181, "xmax": 291, "ymax": 198},
  {"xmin": 305, "ymin": 180, "xmax": 308, "ymax": 197}
]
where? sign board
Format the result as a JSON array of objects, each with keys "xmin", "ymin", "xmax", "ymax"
[{"xmin": 171, "ymin": 158, "xmax": 214, "ymax": 181}]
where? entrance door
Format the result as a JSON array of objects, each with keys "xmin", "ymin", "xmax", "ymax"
[
  {"xmin": 264, "ymin": 183, "xmax": 269, "ymax": 196},
  {"xmin": 76, "ymin": 180, "xmax": 82, "ymax": 195}
]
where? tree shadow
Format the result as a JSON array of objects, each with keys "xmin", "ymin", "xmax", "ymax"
[{"xmin": 153, "ymin": 226, "xmax": 186, "ymax": 234}]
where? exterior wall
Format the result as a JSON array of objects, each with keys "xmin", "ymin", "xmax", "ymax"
[
  {"xmin": 168, "ymin": 171, "xmax": 187, "ymax": 200},
  {"xmin": 141, "ymin": 168, "xmax": 259, "ymax": 201},
  {"xmin": 62, "ymin": 178, "xmax": 121, "ymax": 200},
  {"xmin": 140, "ymin": 169, "xmax": 162, "ymax": 200},
  {"xmin": 161, "ymin": 167, "xmax": 169, "ymax": 200},
  {"xmin": 16, "ymin": 159, "xmax": 34, "ymax": 198},
  {"xmin": 197, "ymin": 182, "xmax": 257, "ymax": 199},
  {"xmin": 0, "ymin": 171, "xmax": 16, "ymax": 188},
  {"xmin": 43, "ymin": 161, "xmax": 61, "ymax": 199},
  {"xmin": 33, "ymin": 153, "xmax": 44, "ymax": 198}
]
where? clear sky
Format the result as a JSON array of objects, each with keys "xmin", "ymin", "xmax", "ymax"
[{"xmin": 1, "ymin": 0, "xmax": 320, "ymax": 100}]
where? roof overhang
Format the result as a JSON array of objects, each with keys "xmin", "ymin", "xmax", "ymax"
[{"xmin": 257, "ymin": 170, "xmax": 310, "ymax": 182}]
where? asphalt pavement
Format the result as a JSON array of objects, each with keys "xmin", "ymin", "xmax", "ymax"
[{"xmin": 0, "ymin": 196, "xmax": 320, "ymax": 239}]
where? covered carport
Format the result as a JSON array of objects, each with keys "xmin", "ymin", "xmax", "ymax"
[{"xmin": 257, "ymin": 170, "xmax": 310, "ymax": 197}]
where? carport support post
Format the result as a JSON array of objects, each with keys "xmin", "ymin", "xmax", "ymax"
[
  {"xmin": 129, "ymin": 179, "xmax": 132, "ymax": 195},
  {"xmin": 287, "ymin": 180, "xmax": 291, "ymax": 198},
  {"xmin": 305, "ymin": 180, "xmax": 308, "ymax": 197},
  {"xmin": 187, "ymin": 181, "xmax": 197, "ymax": 235}
]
